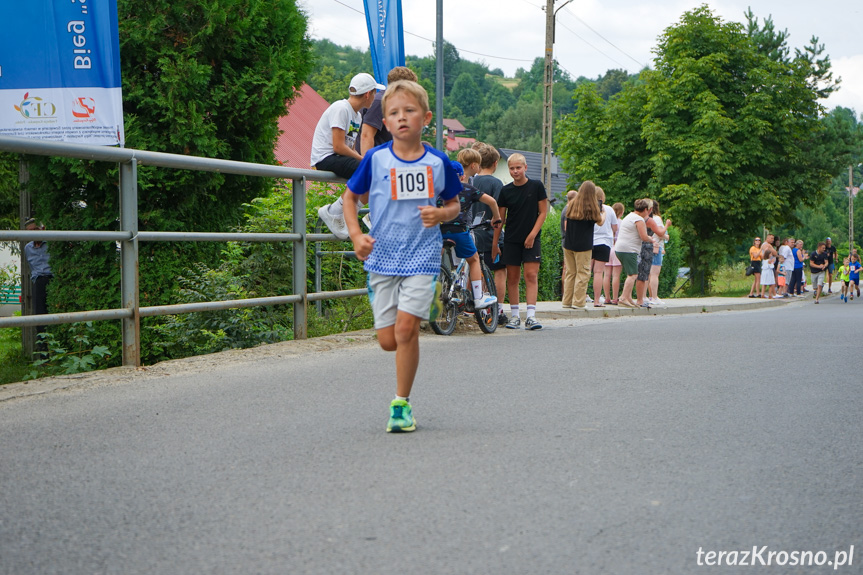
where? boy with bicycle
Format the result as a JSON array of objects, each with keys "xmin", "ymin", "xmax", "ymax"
[
  {"xmin": 342, "ymin": 80, "xmax": 461, "ymax": 433},
  {"xmin": 439, "ymin": 148, "xmax": 503, "ymax": 310}
]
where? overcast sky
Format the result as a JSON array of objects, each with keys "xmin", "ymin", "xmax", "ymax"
[{"xmin": 300, "ymin": 0, "xmax": 863, "ymax": 115}]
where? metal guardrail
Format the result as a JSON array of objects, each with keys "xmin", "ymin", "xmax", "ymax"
[{"xmin": 0, "ymin": 135, "xmax": 366, "ymax": 366}]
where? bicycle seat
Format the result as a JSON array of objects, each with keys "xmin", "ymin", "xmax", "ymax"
[{"xmin": 443, "ymin": 239, "xmax": 457, "ymax": 248}]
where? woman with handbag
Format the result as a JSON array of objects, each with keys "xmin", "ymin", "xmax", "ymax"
[{"xmin": 747, "ymin": 237, "xmax": 763, "ymax": 298}]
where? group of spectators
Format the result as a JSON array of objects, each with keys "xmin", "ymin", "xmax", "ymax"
[
  {"xmin": 747, "ymin": 235, "xmax": 860, "ymax": 303},
  {"xmin": 561, "ymin": 189, "xmax": 671, "ymax": 310}
]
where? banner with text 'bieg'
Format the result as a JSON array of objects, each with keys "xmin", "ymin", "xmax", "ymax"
[{"xmin": 0, "ymin": 0, "xmax": 124, "ymax": 146}]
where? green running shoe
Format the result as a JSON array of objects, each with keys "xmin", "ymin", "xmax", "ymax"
[{"xmin": 387, "ymin": 399, "xmax": 416, "ymax": 433}]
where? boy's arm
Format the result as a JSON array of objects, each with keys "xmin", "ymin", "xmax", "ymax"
[
  {"xmin": 478, "ymin": 194, "xmax": 502, "ymax": 225},
  {"xmin": 360, "ymin": 126, "xmax": 378, "ymax": 156},
  {"xmin": 343, "ymin": 189, "xmax": 374, "ymax": 260},
  {"xmin": 418, "ymin": 197, "xmax": 460, "ymax": 228},
  {"xmin": 331, "ymin": 128, "xmax": 363, "ymax": 161},
  {"xmin": 524, "ymin": 199, "xmax": 548, "ymax": 249},
  {"xmin": 493, "ymin": 207, "xmax": 506, "ymax": 248}
]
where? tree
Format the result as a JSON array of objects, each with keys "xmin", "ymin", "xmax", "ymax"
[
  {"xmin": 558, "ymin": 6, "xmax": 840, "ymax": 289},
  {"xmin": 450, "ymin": 72, "xmax": 484, "ymax": 118},
  {"xmin": 26, "ymin": 0, "xmax": 313, "ymax": 364}
]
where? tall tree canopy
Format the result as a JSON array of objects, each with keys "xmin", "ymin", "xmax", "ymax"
[
  {"xmin": 25, "ymin": 0, "xmax": 312, "ymax": 363},
  {"xmin": 558, "ymin": 5, "xmax": 849, "ymax": 287}
]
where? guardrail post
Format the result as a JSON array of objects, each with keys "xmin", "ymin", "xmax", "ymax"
[
  {"xmin": 119, "ymin": 160, "xmax": 141, "ymax": 366},
  {"xmin": 292, "ymin": 178, "xmax": 307, "ymax": 339}
]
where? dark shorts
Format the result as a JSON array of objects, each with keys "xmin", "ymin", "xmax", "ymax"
[
  {"xmin": 750, "ymin": 260, "xmax": 762, "ymax": 273},
  {"xmin": 480, "ymin": 249, "xmax": 506, "ymax": 271},
  {"xmin": 828, "ymin": 262, "xmax": 835, "ymax": 272},
  {"xmin": 592, "ymin": 244, "xmax": 611, "ymax": 263},
  {"xmin": 441, "ymin": 231, "xmax": 478, "ymax": 259},
  {"xmin": 502, "ymin": 242, "xmax": 542, "ymax": 266},
  {"xmin": 315, "ymin": 154, "xmax": 361, "ymax": 180},
  {"xmin": 637, "ymin": 242, "xmax": 653, "ymax": 281}
]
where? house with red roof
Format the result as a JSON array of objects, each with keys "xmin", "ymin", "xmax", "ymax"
[{"xmin": 274, "ymin": 83, "xmax": 331, "ymax": 170}]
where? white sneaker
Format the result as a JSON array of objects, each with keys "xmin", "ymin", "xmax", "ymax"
[
  {"xmin": 649, "ymin": 297, "xmax": 665, "ymax": 306},
  {"xmin": 586, "ymin": 295, "xmax": 593, "ymax": 302},
  {"xmin": 599, "ymin": 295, "xmax": 605, "ymax": 304},
  {"xmin": 318, "ymin": 205, "xmax": 349, "ymax": 240},
  {"xmin": 474, "ymin": 294, "xmax": 497, "ymax": 309}
]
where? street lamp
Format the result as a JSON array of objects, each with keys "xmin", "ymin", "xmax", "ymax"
[{"xmin": 541, "ymin": 0, "xmax": 573, "ymax": 196}]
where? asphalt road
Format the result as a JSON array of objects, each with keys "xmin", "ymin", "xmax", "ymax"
[{"xmin": 2, "ymin": 297, "xmax": 862, "ymax": 574}]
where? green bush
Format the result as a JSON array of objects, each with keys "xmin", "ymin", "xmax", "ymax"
[{"xmin": 539, "ymin": 204, "xmax": 564, "ymax": 301}]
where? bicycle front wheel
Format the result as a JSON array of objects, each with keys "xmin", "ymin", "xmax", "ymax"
[
  {"xmin": 430, "ymin": 266, "xmax": 458, "ymax": 336},
  {"xmin": 474, "ymin": 260, "xmax": 499, "ymax": 333}
]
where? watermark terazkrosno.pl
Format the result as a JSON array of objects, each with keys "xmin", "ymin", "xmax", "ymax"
[{"xmin": 696, "ymin": 546, "xmax": 854, "ymax": 569}]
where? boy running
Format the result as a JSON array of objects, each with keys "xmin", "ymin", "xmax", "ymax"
[
  {"xmin": 493, "ymin": 153, "xmax": 548, "ymax": 330},
  {"xmin": 838, "ymin": 257, "xmax": 851, "ymax": 302},
  {"xmin": 342, "ymin": 80, "xmax": 461, "ymax": 433}
]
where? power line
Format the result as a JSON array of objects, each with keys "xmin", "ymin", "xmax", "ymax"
[
  {"xmin": 560, "ymin": 6, "xmax": 648, "ymax": 70},
  {"xmin": 327, "ymin": 0, "xmax": 533, "ymax": 65},
  {"xmin": 555, "ymin": 20, "xmax": 632, "ymax": 73}
]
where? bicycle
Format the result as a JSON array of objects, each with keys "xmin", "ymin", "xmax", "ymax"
[{"xmin": 431, "ymin": 221, "xmax": 499, "ymax": 335}]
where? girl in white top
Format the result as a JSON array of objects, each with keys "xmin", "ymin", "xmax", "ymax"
[
  {"xmin": 591, "ymin": 187, "xmax": 619, "ymax": 306},
  {"xmin": 647, "ymin": 200, "xmax": 671, "ymax": 306}
]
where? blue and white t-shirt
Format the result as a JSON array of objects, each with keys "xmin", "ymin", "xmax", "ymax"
[{"xmin": 347, "ymin": 142, "xmax": 462, "ymax": 276}]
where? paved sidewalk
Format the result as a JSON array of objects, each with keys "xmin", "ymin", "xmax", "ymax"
[{"xmin": 531, "ymin": 281, "xmax": 839, "ymax": 320}]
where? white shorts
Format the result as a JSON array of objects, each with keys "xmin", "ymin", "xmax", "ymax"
[
  {"xmin": 367, "ymin": 273, "xmax": 437, "ymax": 329},
  {"xmin": 811, "ymin": 271, "xmax": 825, "ymax": 288}
]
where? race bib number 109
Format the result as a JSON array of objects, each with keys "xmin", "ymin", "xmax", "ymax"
[{"xmin": 391, "ymin": 166, "xmax": 435, "ymax": 200}]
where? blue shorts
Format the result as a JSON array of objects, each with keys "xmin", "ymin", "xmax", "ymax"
[
  {"xmin": 652, "ymin": 251, "xmax": 663, "ymax": 266},
  {"xmin": 441, "ymin": 231, "xmax": 477, "ymax": 259}
]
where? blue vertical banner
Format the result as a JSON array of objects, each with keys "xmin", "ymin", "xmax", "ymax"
[
  {"xmin": 0, "ymin": 0, "xmax": 124, "ymax": 146},
  {"xmin": 363, "ymin": 0, "xmax": 405, "ymax": 86}
]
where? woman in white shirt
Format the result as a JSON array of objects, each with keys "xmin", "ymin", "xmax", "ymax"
[
  {"xmin": 591, "ymin": 187, "xmax": 619, "ymax": 307},
  {"xmin": 613, "ymin": 199, "xmax": 653, "ymax": 308}
]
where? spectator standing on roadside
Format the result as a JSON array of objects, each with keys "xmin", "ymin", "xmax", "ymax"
[
  {"xmin": 759, "ymin": 233, "xmax": 778, "ymax": 299},
  {"xmin": 613, "ymin": 199, "xmax": 653, "ymax": 309},
  {"xmin": 591, "ymin": 187, "xmax": 618, "ymax": 306},
  {"xmin": 493, "ymin": 153, "xmax": 548, "ymax": 330},
  {"xmin": 788, "ymin": 239, "xmax": 806, "ymax": 296},
  {"xmin": 747, "ymin": 237, "xmax": 763, "ymax": 298},
  {"xmin": 605, "ymin": 202, "xmax": 625, "ymax": 304},
  {"xmin": 562, "ymin": 181, "xmax": 604, "ymax": 309},
  {"xmin": 313, "ymin": 72, "xmax": 384, "ymax": 240},
  {"xmin": 24, "ymin": 218, "xmax": 53, "ymax": 348}
]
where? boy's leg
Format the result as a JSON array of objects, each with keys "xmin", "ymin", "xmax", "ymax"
[
  {"xmin": 393, "ymin": 311, "xmax": 422, "ymax": 398},
  {"xmin": 523, "ymin": 261, "xmax": 540, "ymax": 305},
  {"xmin": 506, "ymin": 265, "xmax": 521, "ymax": 307}
]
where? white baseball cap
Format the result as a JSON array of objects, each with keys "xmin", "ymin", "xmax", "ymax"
[{"xmin": 349, "ymin": 73, "xmax": 385, "ymax": 95}]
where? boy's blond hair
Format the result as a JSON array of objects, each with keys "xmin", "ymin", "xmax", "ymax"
[
  {"xmin": 507, "ymin": 153, "xmax": 526, "ymax": 166},
  {"xmin": 477, "ymin": 144, "xmax": 500, "ymax": 169},
  {"xmin": 387, "ymin": 66, "xmax": 418, "ymax": 83},
  {"xmin": 382, "ymin": 80, "xmax": 430, "ymax": 115},
  {"xmin": 456, "ymin": 148, "xmax": 481, "ymax": 168}
]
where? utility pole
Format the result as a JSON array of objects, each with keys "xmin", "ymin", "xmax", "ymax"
[
  {"xmin": 435, "ymin": 0, "xmax": 444, "ymax": 151},
  {"xmin": 850, "ymin": 165, "xmax": 856, "ymax": 251},
  {"xmin": 541, "ymin": 0, "xmax": 572, "ymax": 195}
]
